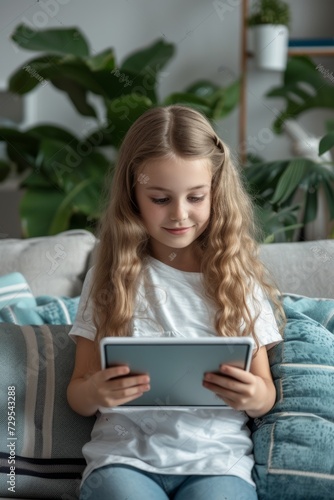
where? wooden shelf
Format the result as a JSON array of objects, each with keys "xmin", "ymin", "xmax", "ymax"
[{"xmin": 288, "ymin": 48, "xmax": 334, "ymax": 56}]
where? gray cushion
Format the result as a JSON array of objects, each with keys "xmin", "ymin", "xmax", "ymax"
[
  {"xmin": 0, "ymin": 230, "xmax": 96, "ymax": 297},
  {"xmin": 0, "ymin": 323, "xmax": 95, "ymax": 499}
]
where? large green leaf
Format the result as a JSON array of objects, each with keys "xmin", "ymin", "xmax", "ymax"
[
  {"xmin": 48, "ymin": 178, "xmax": 93, "ymax": 235},
  {"xmin": 21, "ymin": 170, "xmax": 54, "ymax": 189},
  {"xmin": 162, "ymin": 93, "xmax": 212, "ymax": 117},
  {"xmin": 36, "ymin": 138, "xmax": 80, "ymax": 188},
  {"xmin": 11, "ymin": 24, "xmax": 90, "ymax": 57},
  {"xmin": 9, "ymin": 56, "xmax": 111, "ymax": 97},
  {"xmin": 106, "ymin": 94, "xmax": 153, "ymax": 148},
  {"xmin": 20, "ymin": 188, "xmax": 66, "ymax": 237},
  {"xmin": 59, "ymin": 151, "xmax": 110, "ymax": 194},
  {"xmin": 95, "ymin": 68, "xmax": 158, "ymax": 102},
  {"xmin": 50, "ymin": 59, "xmax": 110, "ymax": 96},
  {"xmin": 0, "ymin": 127, "xmax": 39, "ymax": 173},
  {"xmin": 326, "ymin": 119, "xmax": 334, "ymax": 132},
  {"xmin": 28, "ymin": 124, "xmax": 78, "ymax": 143},
  {"xmin": 52, "ymin": 77, "xmax": 97, "ymax": 117},
  {"xmin": 121, "ymin": 39, "xmax": 175, "ymax": 75},
  {"xmin": 36, "ymin": 137, "xmax": 110, "ymax": 192},
  {"xmin": 85, "ymin": 49, "xmax": 115, "ymax": 71},
  {"xmin": 185, "ymin": 80, "xmax": 220, "ymax": 98},
  {"xmin": 243, "ymin": 159, "xmax": 290, "ymax": 204},
  {"xmin": 210, "ymin": 80, "xmax": 240, "ymax": 120},
  {"xmin": 267, "ymin": 56, "xmax": 334, "ymax": 133},
  {"xmin": 303, "ymin": 188, "xmax": 318, "ymax": 224},
  {"xmin": 271, "ymin": 158, "xmax": 309, "ymax": 204},
  {"xmin": 184, "ymin": 79, "xmax": 240, "ymax": 119},
  {"xmin": 319, "ymin": 132, "xmax": 334, "ymax": 156},
  {"xmin": 0, "ymin": 160, "xmax": 11, "ymax": 182},
  {"xmin": 9, "ymin": 55, "xmax": 62, "ymax": 94},
  {"xmin": 254, "ymin": 204, "xmax": 302, "ymax": 243},
  {"xmin": 322, "ymin": 178, "xmax": 334, "ymax": 219}
]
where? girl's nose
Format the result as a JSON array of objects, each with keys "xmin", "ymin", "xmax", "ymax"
[{"xmin": 170, "ymin": 202, "xmax": 188, "ymax": 222}]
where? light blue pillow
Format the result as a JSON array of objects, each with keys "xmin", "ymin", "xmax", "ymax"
[
  {"xmin": 0, "ymin": 272, "xmax": 36, "ymax": 308},
  {"xmin": 251, "ymin": 295, "xmax": 334, "ymax": 500},
  {"xmin": 0, "ymin": 272, "xmax": 79, "ymax": 325}
]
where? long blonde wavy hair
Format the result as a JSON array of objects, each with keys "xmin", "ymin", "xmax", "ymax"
[{"xmin": 91, "ymin": 105, "xmax": 284, "ymax": 350}]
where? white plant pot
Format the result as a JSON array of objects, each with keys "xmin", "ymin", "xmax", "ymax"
[{"xmin": 254, "ymin": 24, "xmax": 289, "ymax": 71}]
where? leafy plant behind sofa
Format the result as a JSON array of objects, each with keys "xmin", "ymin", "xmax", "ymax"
[
  {"xmin": 243, "ymin": 56, "xmax": 334, "ymax": 242},
  {"xmin": 0, "ymin": 24, "xmax": 240, "ymax": 237}
]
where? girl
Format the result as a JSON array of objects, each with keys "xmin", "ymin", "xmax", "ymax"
[{"xmin": 67, "ymin": 105, "xmax": 284, "ymax": 500}]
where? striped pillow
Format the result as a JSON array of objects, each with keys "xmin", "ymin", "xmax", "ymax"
[
  {"xmin": 250, "ymin": 295, "xmax": 334, "ymax": 500},
  {"xmin": 0, "ymin": 324, "xmax": 95, "ymax": 499},
  {"xmin": 0, "ymin": 272, "xmax": 79, "ymax": 325},
  {"xmin": 0, "ymin": 272, "xmax": 36, "ymax": 312}
]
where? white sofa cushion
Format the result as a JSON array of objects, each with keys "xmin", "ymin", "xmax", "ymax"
[
  {"xmin": 259, "ymin": 239, "xmax": 334, "ymax": 299},
  {"xmin": 0, "ymin": 230, "xmax": 96, "ymax": 297}
]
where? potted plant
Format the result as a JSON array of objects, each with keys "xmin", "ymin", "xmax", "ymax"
[
  {"xmin": 0, "ymin": 24, "xmax": 240, "ymax": 237},
  {"xmin": 247, "ymin": 0, "xmax": 290, "ymax": 71}
]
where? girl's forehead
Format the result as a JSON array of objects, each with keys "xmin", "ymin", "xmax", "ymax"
[
  {"xmin": 137, "ymin": 156, "xmax": 212, "ymax": 176},
  {"xmin": 134, "ymin": 157, "xmax": 212, "ymax": 192}
]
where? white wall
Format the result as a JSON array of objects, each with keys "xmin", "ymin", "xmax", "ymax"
[{"xmin": 0, "ymin": 0, "xmax": 333, "ymax": 235}]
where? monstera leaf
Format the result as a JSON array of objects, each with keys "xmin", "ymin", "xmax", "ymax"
[{"xmin": 267, "ymin": 56, "xmax": 334, "ymax": 133}]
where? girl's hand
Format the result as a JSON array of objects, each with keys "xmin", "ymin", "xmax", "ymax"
[
  {"xmin": 202, "ymin": 346, "xmax": 277, "ymax": 417},
  {"xmin": 88, "ymin": 365, "xmax": 151, "ymax": 409},
  {"xmin": 203, "ymin": 365, "xmax": 260, "ymax": 411},
  {"xmin": 67, "ymin": 337, "xmax": 151, "ymax": 416}
]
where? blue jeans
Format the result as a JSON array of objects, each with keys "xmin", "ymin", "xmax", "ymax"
[{"xmin": 79, "ymin": 464, "xmax": 258, "ymax": 500}]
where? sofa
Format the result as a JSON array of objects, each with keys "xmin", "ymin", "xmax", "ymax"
[{"xmin": 0, "ymin": 229, "xmax": 333, "ymax": 500}]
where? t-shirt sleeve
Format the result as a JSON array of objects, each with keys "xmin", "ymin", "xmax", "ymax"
[
  {"xmin": 69, "ymin": 267, "xmax": 96, "ymax": 343},
  {"xmin": 251, "ymin": 285, "xmax": 283, "ymax": 351}
]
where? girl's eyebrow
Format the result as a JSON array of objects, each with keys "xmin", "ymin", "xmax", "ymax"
[{"xmin": 145, "ymin": 184, "xmax": 210, "ymax": 192}]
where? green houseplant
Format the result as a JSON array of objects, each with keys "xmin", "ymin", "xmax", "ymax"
[
  {"xmin": 247, "ymin": 0, "xmax": 290, "ymax": 71},
  {"xmin": 243, "ymin": 135, "xmax": 334, "ymax": 242},
  {"xmin": 247, "ymin": 0, "xmax": 290, "ymax": 27},
  {"xmin": 267, "ymin": 56, "xmax": 334, "ymax": 133},
  {"xmin": 0, "ymin": 24, "xmax": 240, "ymax": 237},
  {"xmin": 242, "ymin": 54, "xmax": 334, "ymax": 243}
]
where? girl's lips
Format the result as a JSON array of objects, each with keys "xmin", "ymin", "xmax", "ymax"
[{"xmin": 163, "ymin": 227, "xmax": 192, "ymax": 234}]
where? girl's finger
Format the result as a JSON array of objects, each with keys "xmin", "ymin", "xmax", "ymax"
[
  {"xmin": 203, "ymin": 373, "xmax": 246, "ymax": 394},
  {"xmin": 102, "ymin": 365, "xmax": 131, "ymax": 380},
  {"xmin": 108, "ymin": 375, "xmax": 150, "ymax": 391},
  {"xmin": 218, "ymin": 364, "xmax": 254, "ymax": 383}
]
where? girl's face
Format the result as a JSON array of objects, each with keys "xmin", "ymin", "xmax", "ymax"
[{"xmin": 134, "ymin": 155, "xmax": 212, "ymax": 267}]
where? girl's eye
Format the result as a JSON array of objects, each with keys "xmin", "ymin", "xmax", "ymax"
[
  {"xmin": 151, "ymin": 198, "xmax": 169, "ymax": 204},
  {"xmin": 188, "ymin": 196, "xmax": 205, "ymax": 203},
  {"xmin": 150, "ymin": 196, "xmax": 205, "ymax": 205}
]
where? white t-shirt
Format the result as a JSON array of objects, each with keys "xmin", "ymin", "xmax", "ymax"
[{"xmin": 69, "ymin": 256, "xmax": 282, "ymax": 486}]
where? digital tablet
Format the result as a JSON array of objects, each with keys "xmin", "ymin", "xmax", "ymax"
[{"xmin": 99, "ymin": 336, "xmax": 254, "ymax": 410}]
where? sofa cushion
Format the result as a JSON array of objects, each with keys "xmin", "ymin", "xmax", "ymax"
[
  {"xmin": 0, "ymin": 323, "xmax": 95, "ymax": 499},
  {"xmin": 250, "ymin": 295, "xmax": 334, "ymax": 500},
  {"xmin": 259, "ymin": 240, "xmax": 334, "ymax": 298},
  {"xmin": 0, "ymin": 229, "xmax": 96, "ymax": 297},
  {"xmin": 0, "ymin": 272, "xmax": 80, "ymax": 325}
]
